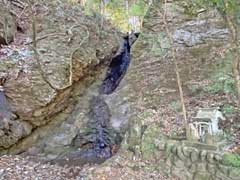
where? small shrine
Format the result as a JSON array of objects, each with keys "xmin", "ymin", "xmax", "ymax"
[{"xmin": 190, "ymin": 108, "xmax": 225, "ymax": 143}]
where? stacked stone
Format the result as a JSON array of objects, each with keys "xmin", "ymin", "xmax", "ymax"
[{"xmin": 156, "ymin": 142, "xmax": 240, "ymax": 180}]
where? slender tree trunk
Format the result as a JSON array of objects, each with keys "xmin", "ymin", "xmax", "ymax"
[
  {"xmin": 148, "ymin": 0, "xmax": 152, "ymax": 6},
  {"xmin": 100, "ymin": 0, "xmax": 105, "ymax": 15},
  {"xmin": 224, "ymin": 0, "xmax": 240, "ymax": 104},
  {"xmin": 80, "ymin": 0, "xmax": 86, "ymax": 6},
  {"xmin": 163, "ymin": 0, "xmax": 189, "ymax": 139},
  {"xmin": 133, "ymin": 0, "xmax": 137, "ymax": 31},
  {"xmin": 139, "ymin": 18, "xmax": 143, "ymax": 30},
  {"xmin": 125, "ymin": 0, "xmax": 130, "ymax": 32}
]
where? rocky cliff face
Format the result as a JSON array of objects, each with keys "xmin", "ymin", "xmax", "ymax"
[
  {"xmin": 0, "ymin": 0, "xmax": 121, "ymax": 156},
  {"xmin": 125, "ymin": 0, "xmax": 231, "ymax": 145},
  {"xmin": 116, "ymin": 1, "xmax": 239, "ymax": 179}
]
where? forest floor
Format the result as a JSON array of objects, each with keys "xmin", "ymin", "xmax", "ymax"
[
  {"xmin": 0, "ymin": 154, "xmax": 177, "ymax": 180},
  {"xmin": 1, "ymin": 88, "xmax": 239, "ymax": 180}
]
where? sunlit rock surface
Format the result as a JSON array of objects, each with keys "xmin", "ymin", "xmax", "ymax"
[{"xmin": 0, "ymin": 1, "xmax": 119, "ymax": 152}]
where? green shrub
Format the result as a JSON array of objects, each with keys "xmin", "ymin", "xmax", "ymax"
[
  {"xmin": 222, "ymin": 153, "xmax": 240, "ymax": 167},
  {"xmin": 169, "ymin": 101, "xmax": 181, "ymax": 112},
  {"xmin": 222, "ymin": 104, "xmax": 236, "ymax": 114},
  {"xmin": 203, "ymin": 74, "xmax": 235, "ymax": 94}
]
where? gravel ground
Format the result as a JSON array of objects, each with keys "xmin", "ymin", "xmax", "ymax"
[
  {"xmin": 0, "ymin": 155, "xmax": 84, "ymax": 180},
  {"xmin": 0, "ymin": 154, "xmax": 174, "ymax": 180}
]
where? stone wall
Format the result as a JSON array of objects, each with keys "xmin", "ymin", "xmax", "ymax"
[{"xmin": 157, "ymin": 141, "xmax": 240, "ymax": 180}]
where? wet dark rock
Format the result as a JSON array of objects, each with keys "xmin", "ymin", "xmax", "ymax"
[
  {"xmin": 0, "ymin": 36, "xmax": 7, "ymax": 47},
  {"xmin": 100, "ymin": 37, "xmax": 131, "ymax": 95},
  {"xmin": 54, "ymin": 96, "xmax": 122, "ymax": 165},
  {"xmin": 100, "ymin": 33, "xmax": 139, "ymax": 95},
  {"xmin": 129, "ymin": 32, "xmax": 140, "ymax": 46},
  {"xmin": 77, "ymin": 96, "xmax": 116, "ymax": 150}
]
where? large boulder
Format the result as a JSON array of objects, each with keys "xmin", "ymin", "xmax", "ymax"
[{"xmin": 0, "ymin": 0, "xmax": 119, "ymax": 152}]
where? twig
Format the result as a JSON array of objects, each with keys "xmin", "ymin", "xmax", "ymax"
[
  {"xmin": 7, "ymin": 0, "xmax": 27, "ymax": 9},
  {"xmin": 67, "ymin": 25, "xmax": 90, "ymax": 86},
  {"xmin": 30, "ymin": 2, "xmax": 57, "ymax": 91},
  {"xmin": 78, "ymin": 25, "xmax": 89, "ymax": 47},
  {"xmin": 18, "ymin": 4, "xmax": 28, "ymax": 19},
  {"xmin": 67, "ymin": 24, "xmax": 90, "ymax": 45},
  {"xmin": 32, "ymin": 12, "xmax": 36, "ymax": 49},
  {"xmin": 29, "ymin": 23, "xmax": 89, "ymax": 90},
  {"xmin": 25, "ymin": 32, "xmax": 67, "ymax": 45}
]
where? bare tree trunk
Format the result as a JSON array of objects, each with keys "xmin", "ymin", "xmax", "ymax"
[
  {"xmin": 32, "ymin": 13, "xmax": 37, "ymax": 49},
  {"xmin": 100, "ymin": 0, "xmax": 105, "ymax": 29},
  {"xmin": 148, "ymin": 0, "xmax": 153, "ymax": 6},
  {"xmin": 139, "ymin": 18, "xmax": 143, "ymax": 30},
  {"xmin": 133, "ymin": 0, "xmax": 137, "ymax": 31},
  {"xmin": 224, "ymin": 0, "xmax": 240, "ymax": 105},
  {"xmin": 125, "ymin": 0, "xmax": 130, "ymax": 32},
  {"xmin": 100, "ymin": 0, "xmax": 105, "ymax": 15},
  {"xmin": 80, "ymin": 0, "xmax": 86, "ymax": 6}
]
